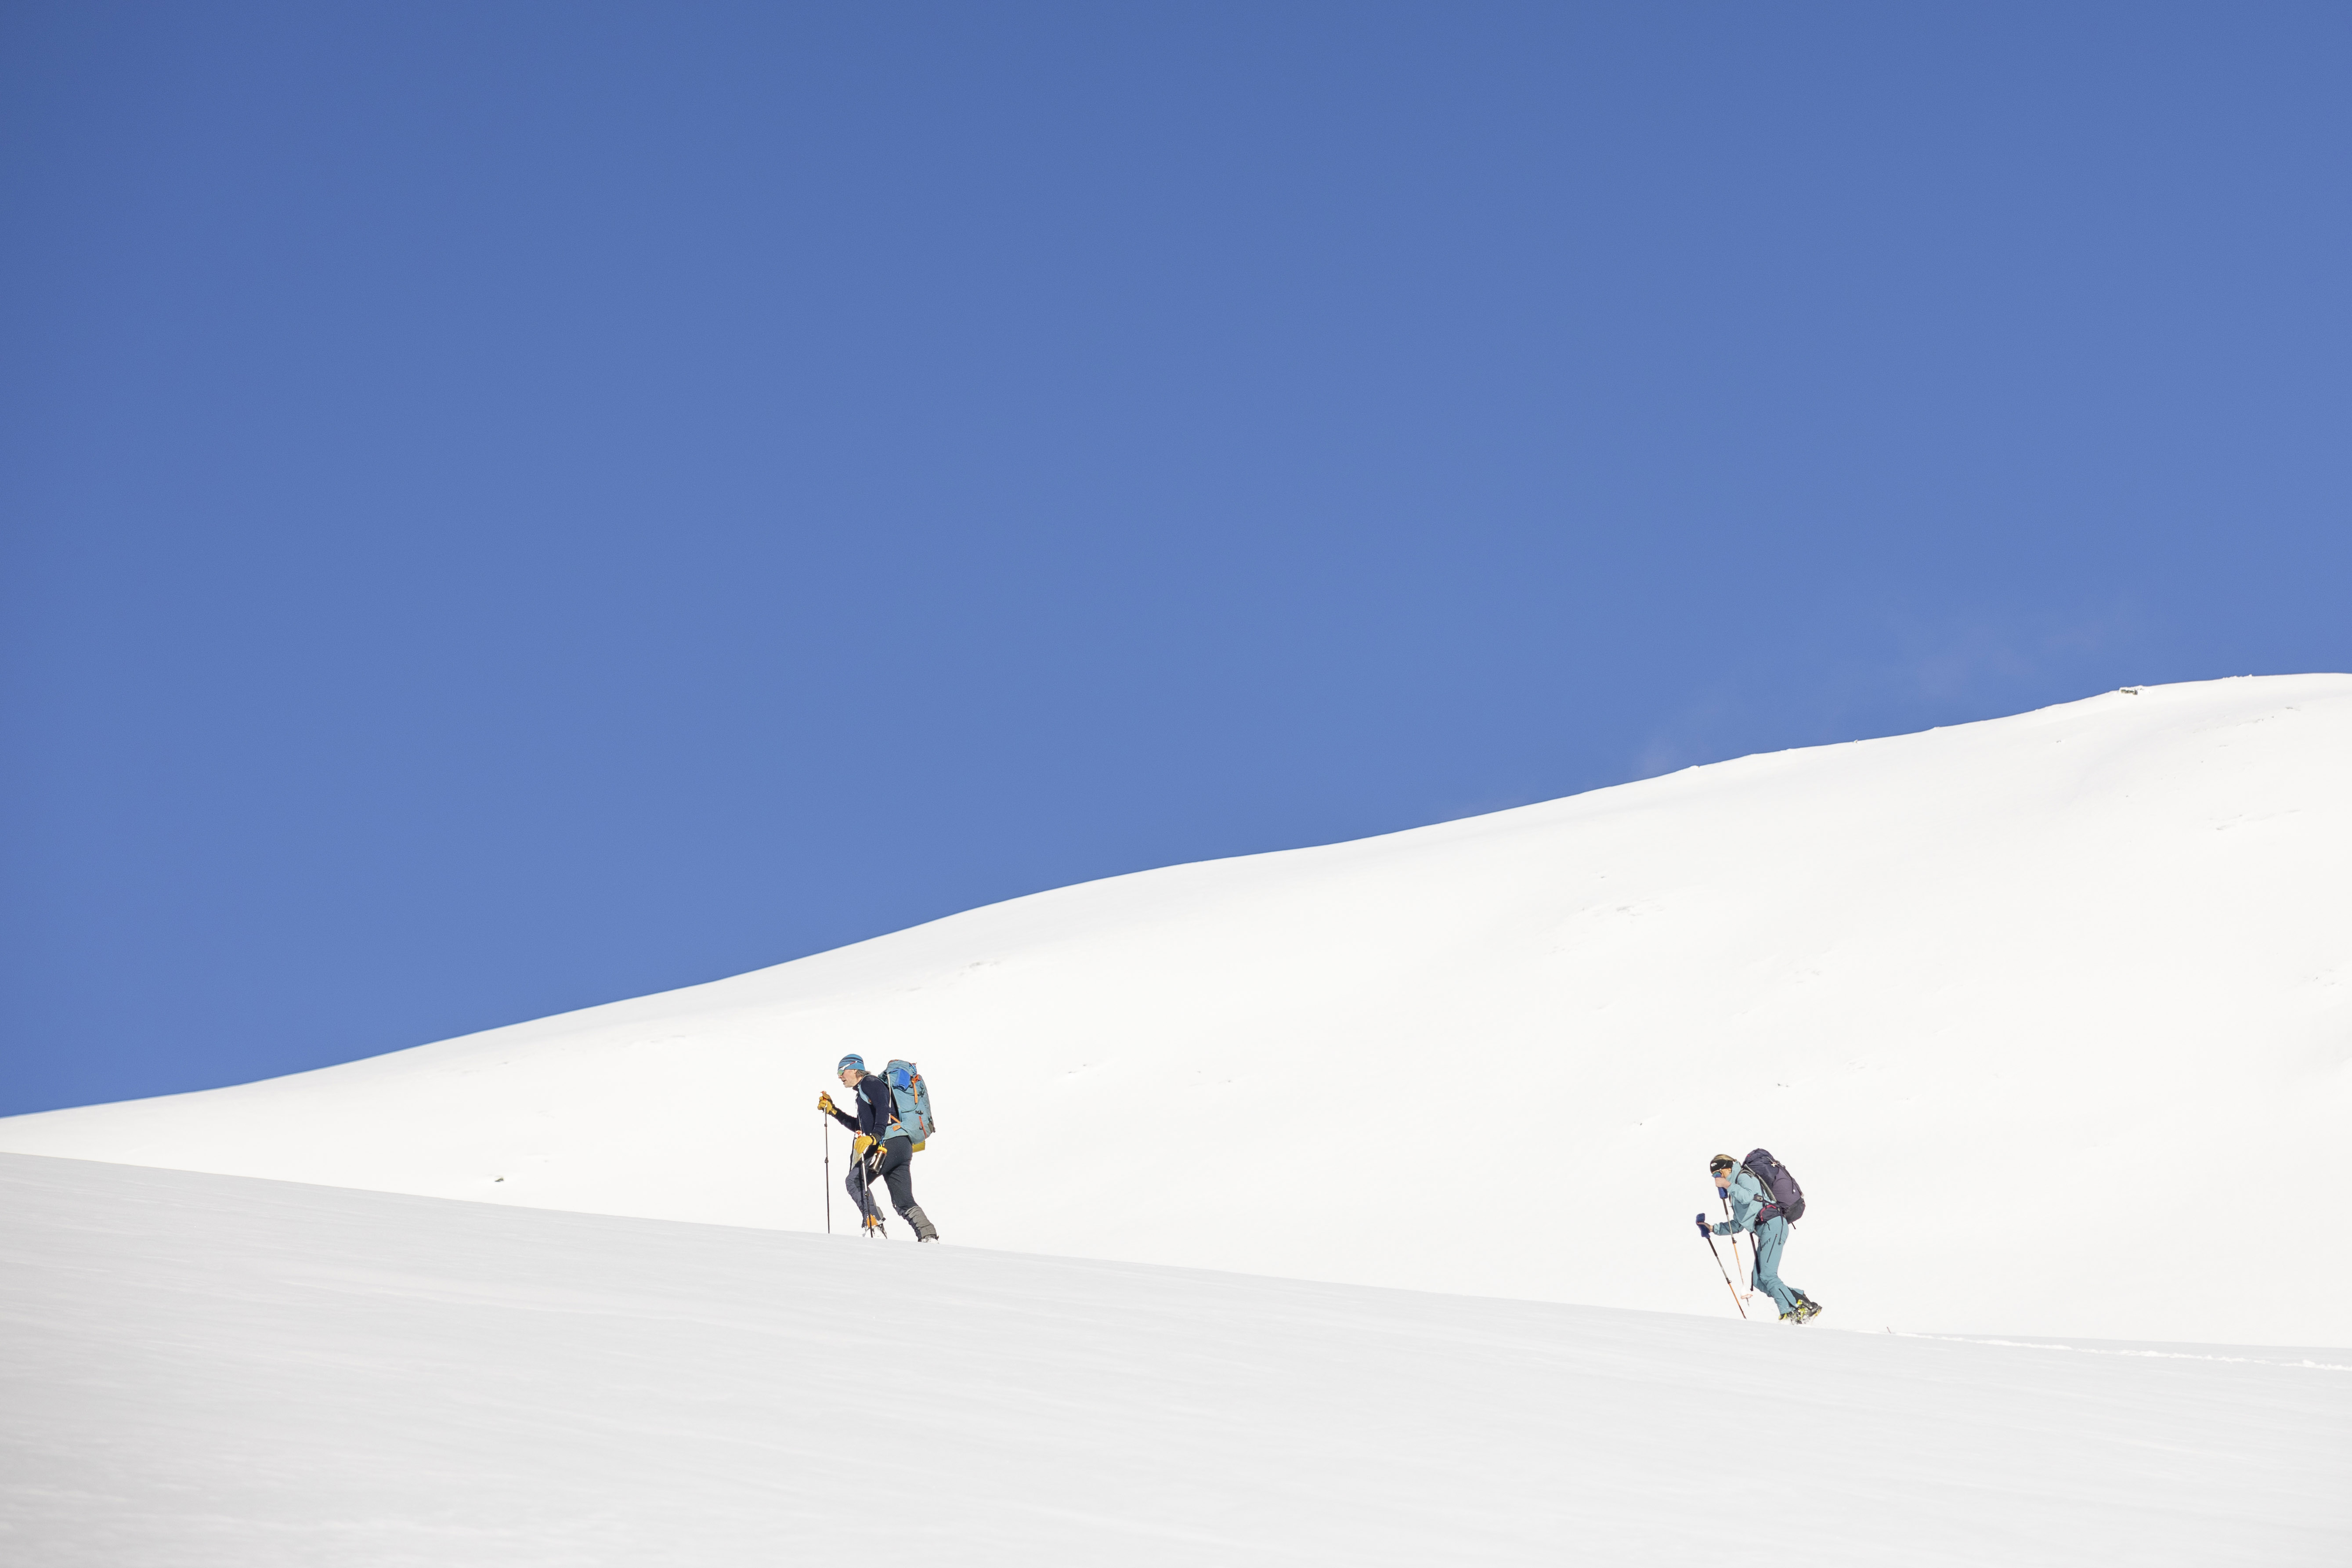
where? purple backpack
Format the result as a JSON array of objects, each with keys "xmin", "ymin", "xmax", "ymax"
[{"xmin": 1743, "ymin": 1148, "xmax": 1806, "ymax": 1224}]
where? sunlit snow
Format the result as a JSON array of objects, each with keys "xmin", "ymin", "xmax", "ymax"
[
  {"xmin": 4, "ymin": 1154, "xmax": 2345, "ymax": 1566},
  {"xmin": 7, "ymin": 675, "xmax": 2347, "ymax": 1344},
  {"xmin": 7, "ymin": 675, "xmax": 2352, "ymax": 1560}
]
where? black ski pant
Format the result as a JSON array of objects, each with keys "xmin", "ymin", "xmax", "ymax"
[{"xmin": 846, "ymin": 1135, "xmax": 917, "ymax": 1222}]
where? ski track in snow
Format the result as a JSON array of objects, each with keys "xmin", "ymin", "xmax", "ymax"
[{"xmin": 4, "ymin": 1154, "xmax": 2348, "ymax": 1567}]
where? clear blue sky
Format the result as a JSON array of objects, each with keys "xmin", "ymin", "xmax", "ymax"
[{"xmin": 5, "ymin": 3, "xmax": 2348, "ymax": 1116}]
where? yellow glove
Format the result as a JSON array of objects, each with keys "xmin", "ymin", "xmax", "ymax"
[
  {"xmin": 818, "ymin": 1091, "xmax": 837, "ymax": 1115},
  {"xmin": 852, "ymin": 1134, "xmax": 876, "ymax": 1160}
]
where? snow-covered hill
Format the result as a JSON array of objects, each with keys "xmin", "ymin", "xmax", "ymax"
[
  {"xmin": 6, "ymin": 1153, "xmax": 2346, "ymax": 1567},
  {"xmin": 5, "ymin": 675, "xmax": 2348, "ymax": 1345}
]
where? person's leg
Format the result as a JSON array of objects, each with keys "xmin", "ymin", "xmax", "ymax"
[
  {"xmin": 846, "ymin": 1160, "xmax": 882, "ymax": 1226},
  {"xmin": 875, "ymin": 1136, "xmax": 938, "ymax": 1240},
  {"xmin": 1750, "ymin": 1216, "xmax": 1802, "ymax": 1316},
  {"xmin": 876, "ymin": 1137, "xmax": 916, "ymax": 1214}
]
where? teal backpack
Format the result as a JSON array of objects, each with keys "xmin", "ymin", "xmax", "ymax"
[{"xmin": 883, "ymin": 1060, "xmax": 936, "ymax": 1150}]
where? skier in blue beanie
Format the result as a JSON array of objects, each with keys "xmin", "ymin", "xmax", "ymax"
[{"xmin": 819, "ymin": 1055, "xmax": 938, "ymax": 1242}]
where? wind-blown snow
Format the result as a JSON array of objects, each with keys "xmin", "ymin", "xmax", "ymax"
[
  {"xmin": 4, "ymin": 675, "xmax": 2349, "ymax": 1344},
  {"xmin": 4, "ymin": 1153, "xmax": 2345, "ymax": 1567}
]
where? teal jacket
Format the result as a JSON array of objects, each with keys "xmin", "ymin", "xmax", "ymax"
[{"xmin": 1709, "ymin": 1169, "xmax": 1772, "ymax": 1236}]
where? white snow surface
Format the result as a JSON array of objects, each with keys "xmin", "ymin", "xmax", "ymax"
[
  {"xmin": 4, "ymin": 1153, "xmax": 2346, "ymax": 1567},
  {"xmin": 5, "ymin": 674, "xmax": 2351, "ymax": 1345}
]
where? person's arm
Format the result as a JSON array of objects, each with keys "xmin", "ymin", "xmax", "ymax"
[
  {"xmin": 869, "ymin": 1074, "xmax": 911, "ymax": 1141},
  {"xmin": 857, "ymin": 1078, "xmax": 889, "ymax": 1139},
  {"xmin": 821, "ymin": 1096, "xmax": 859, "ymax": 1134},
  {"xmin": 1710, "ymin": 1173, "xmax": 1760, "ymax": 1235}
]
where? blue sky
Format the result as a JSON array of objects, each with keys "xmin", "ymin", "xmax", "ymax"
[{"xmin": 5, "ymin": 3, "xmax": 2348, "ymax": 1116}]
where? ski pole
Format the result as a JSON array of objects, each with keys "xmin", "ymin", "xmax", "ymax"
[
  {"xmin": 1698, "ymin": 1215, "xmax": 1748, "ymax": 1319},
  {"xmin": 1718, "ymin": 1188, "xmax": 1747, "ymax": 1301},
  {"xmin": 823, "ymin": 1112, "xmax": 831, "ymax": 1235}
]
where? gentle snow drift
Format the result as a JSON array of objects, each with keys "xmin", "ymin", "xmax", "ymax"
[{"xmin": 4, "ymin": 1154, "xmax": 2346, "ymax": 1567}]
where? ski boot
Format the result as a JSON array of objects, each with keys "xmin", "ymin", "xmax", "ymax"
[
  {"xmin": 861, "ymin": 1211, "xmax": 888, "ymax": 1239},
  {"xmin": 901, "ymin": 1204, "xmax": 940, "ymax": 1243},
  {"xmin": 1793, "ymin": 1293, "xmax": 1823, "ymax": 1323}
]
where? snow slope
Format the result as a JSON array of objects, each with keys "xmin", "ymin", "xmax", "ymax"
[
  {"xmin": 4, "ymin": 1153, "xmax": 2345, "ymax": 1567},
  {"xmin": 5, "ymin": 675, "xmax": 2349, "ymax": 1345}
]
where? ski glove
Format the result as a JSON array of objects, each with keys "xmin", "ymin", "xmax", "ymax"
[
  {"xmin": 818, "ymin": 1092, "xmax": 837, "ymax": 1115},
  {"xmin": 852, "ymin": 1134, "xmax": 877, "ymax": 1160},
  {"xmin": 1695, "ymin": 1212, "xmax": 1712, "ymax": 1238}
]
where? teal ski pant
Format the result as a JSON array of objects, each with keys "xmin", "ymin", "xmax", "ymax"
[{"xmin": 1749, "ymin": 1215, "xmax": 1803, "ymax": 1315}]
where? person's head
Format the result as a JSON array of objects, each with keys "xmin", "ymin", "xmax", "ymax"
[
  {"xmin": 837, "ymin": 1054, "xmax": 866, "ymax": 1087},
  {"xmin": 1708, "ymin": 1153, "xmax": 1736, "ymax": 1188}
]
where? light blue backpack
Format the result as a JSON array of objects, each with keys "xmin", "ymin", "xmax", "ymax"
[{"xmin": 884, "ymin": 1060, "xmax": 936, "ymax": 1150}]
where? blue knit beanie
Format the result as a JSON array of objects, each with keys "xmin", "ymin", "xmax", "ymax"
[{"xmin": 836, "ymin": 1054, "xmax": 866, "ymax": 1073}]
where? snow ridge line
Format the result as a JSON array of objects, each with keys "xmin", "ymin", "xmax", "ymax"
[{"xmin": 1885, "ymin": 1330, "xmax": 2352, "ymax": 1372}]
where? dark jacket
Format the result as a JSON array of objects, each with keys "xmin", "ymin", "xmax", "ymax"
[{"xmin": 827, "ymin": 1073, "xmax": 902, "ymax": 1143}]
